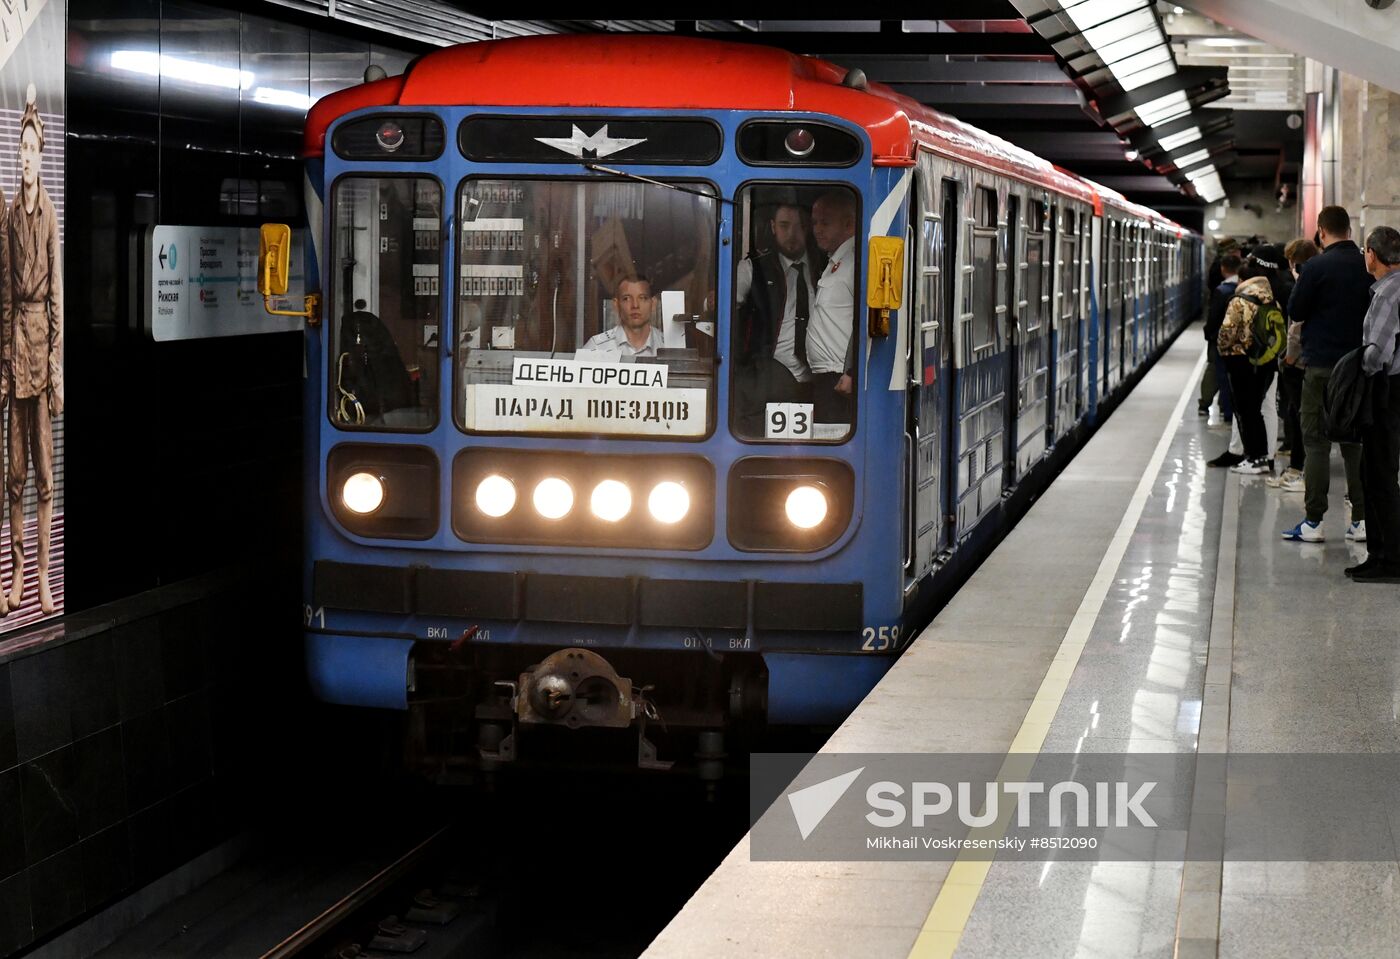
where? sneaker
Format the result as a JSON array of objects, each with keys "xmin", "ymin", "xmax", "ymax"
[
  {"xmin": 1280, "ymin": 471, "xmax": 1305, "ymax": 493},
  {"xmin": 1231, "ymin": 458, "xmax": 1271, "ymax": 475},
  {"xmin": 1198, "ymin": 405, "xmax": 1210, "ymax": 417},
  {"xmin": 1266, "ymin": 467, "xmax": 1303, "ymax": 488},
  {"xmin": 1346, "ymin": 520, "xmax": 1367, "ymax": 542},
  {"xmin": 1277, "ymin": 445, "xmax": 1291, "ymax": 457},
  {"xmin": 1207, "ymin": 451, "xmax": 1246, "ymax": 468},
  {"xmin": 1282, "ymin": 519, "xmax": 1325, "ymax": 542}
]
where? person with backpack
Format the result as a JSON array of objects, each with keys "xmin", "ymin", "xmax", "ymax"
[
  {"xmin": 1282, "ymin": 206, "xmax": 1373, "ymax": 543},
  {"xmin": 1216, "ymin": 245, "xmax": 1289, "ymax": 474},
  {"xmin": 1348, "ymin": 227, "xmax": 1400, "ymax": 582}
]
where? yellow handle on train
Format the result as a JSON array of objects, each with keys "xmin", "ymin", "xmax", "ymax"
[
  {"xmin": 258, "ymin": 222, "xmax": 321, "ymax": 325},
  {"xmin": 866, "ymin": 235, "xmax": 903, "ymax": 338}
]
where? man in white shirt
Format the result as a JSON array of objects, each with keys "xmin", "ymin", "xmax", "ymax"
[
  {"xmin": 807, "ymin": 191, "xmax": 857, "ymax": 425},
  {"xmin": 580, "ymin": 275, "xmax": 664, "ymax": 359},
  {"xmin": 733, "ymin": 203, "xmax": 821, "ymax": 434}
]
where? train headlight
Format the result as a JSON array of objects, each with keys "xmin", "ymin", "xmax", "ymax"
[
  {"xmin": 342, "ymin": 472, "xmax": 385, "ymax": 515},
  {"xmin": 533, "ymin": 477, "xmax": 574, "ymax": 520},
  {"xmin": 648, "ymin": 481, "xmax": 690, "ymax": 525},
  {"xmin": 785, "ymin": 485, "xmax": 828, "ymax": 529},
  {"xmin": 590, "ymin": 479, "xmax": 632, "ymax": 523},
  {"xmin": 784, "ymin": 127, "xmax": 816, "ymax": 157},
  {"xmin": 375, "ymin": 120, "xmax": 405, "ymax": 152},
  {"xmin": 475, "ymin": 474, "xmax": 517, "ymax": 518}
]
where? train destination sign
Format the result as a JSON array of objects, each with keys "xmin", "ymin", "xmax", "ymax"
[
  {"xmin": 511, "ymin": 356, "xmax": 668, "ymax": 389},
  {"xmin": 459, "ymin": 116, "xmax": 722, "ymax": 165},
  {"xmin": 466, "ymin": 383, "xmax": 707, "ymax": 437}
]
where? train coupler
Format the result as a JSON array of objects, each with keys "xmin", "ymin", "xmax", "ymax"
[{"xmin": 478, "ymin": 647, "xmax": 674, "ymax": 770}]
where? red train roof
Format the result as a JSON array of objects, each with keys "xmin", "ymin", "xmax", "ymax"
[{"xmin": 304, "ymin": 34, "xmax": 1191, "ymax": 235}]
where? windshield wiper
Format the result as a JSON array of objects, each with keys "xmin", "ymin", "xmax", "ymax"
[{"xmin": 582, "ymin": 163, "xmax": 734, "ymax": 205}]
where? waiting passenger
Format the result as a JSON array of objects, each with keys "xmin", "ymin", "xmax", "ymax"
[
  {"xmin": 581, "ymin": 274, "xmax": 664, "ymax": 359},
  {"xmin": 1217, "ymin": 245, "xmax": 1287, "ymax": 474},
  {"xmin": 1348, "ymin": 227, "xmax": 1400, "ymax": 582},
  {"xmin": 1199, "ymin": 250, "xmax": 1240, "ymax": 419},
  {"xmin": 1282, "ymin": 206, "xmax": 1373, "ymax": 543},
  {"xmin": 807, "ymin": 191, "xmax": 858, "ymax": 424},
  {"xmin": 1204, "ymin": 254, "xmax": 1243, "ymax": 467},
  {"xmin": 733, "ymin": 204, "xmax": 822, "ymax": 434},
  {"xmin": 1266, "ymin": 238, "xmax": 1321, "ymax": 492},
  {"xmin": 1206, "ymin": 237, "xmax": 1240, "ymax": 293}
]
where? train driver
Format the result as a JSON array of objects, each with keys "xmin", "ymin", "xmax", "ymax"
[
  {"xmin": 580, "ymin": 274, "xmax": 664, "ymax": 360},
  {"xmin": 807, "ymin": 191, "xmax": 858, "ymax": 424}
]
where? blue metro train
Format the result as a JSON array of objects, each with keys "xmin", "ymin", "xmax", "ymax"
[{"xmin": 259, "ymin": 34, "xmax": 1203, "ymax": 774}]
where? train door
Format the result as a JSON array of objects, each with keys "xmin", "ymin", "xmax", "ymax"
[
  {"xmin": 937, "ymin": 178, "xmax": 960, "ymax": 553},
  {"xmin": 1052, "ymin": 208, "xmax": 1078, "ymax": 439},
  {"xmin": 1104, "ymin": 218, "xmax": 1119, "ymax": 394},
  {"xmin": 904, "ymin": 168, "xmax": 945, "ymax": 593},
  {"xmin": 1003, "ymin": 193, "xmax": 1020, "ymax": 489},
  {"xmin": 1117, "ymin": 223, "xmax": 1129, "ymax": 382},
  {"xmin": 1131, "ymin": 224, "xmax": 1143, "ymax": 365},
  {"xmin": 1014, "ymin": 197, "xmax": 1048, "ymax": 475},
  {"xmin": 1087, "ymin": 211, "xmax": 1102, "ymax": 416},
  {"xmin": 953, "ymin": 184, "xmax": 1004, "ymax": 535},
  {"xmin": 1123, "ymin": 223, "xmax": 1134, "ymax": 368}
]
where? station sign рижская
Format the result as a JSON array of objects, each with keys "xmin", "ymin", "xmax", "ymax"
[{"xmin": 146, "ymin": 224, "xmax": 306, "ymax": 340}]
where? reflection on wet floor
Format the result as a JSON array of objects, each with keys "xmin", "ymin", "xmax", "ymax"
[
  {"xmin": 957, "ymin": 386, "xmax": 1222, "ymax": 959},
  {"xmin": 958, "ymin": 394, "xmax": 1400, "ymax": 959},
  {"xmin": 1220, "ymin": 446, "xmax": 1400, "ymax": 959}
]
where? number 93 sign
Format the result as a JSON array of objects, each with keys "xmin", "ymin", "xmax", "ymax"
[{"xmin": 765, "ymin": 402, "xmax": 813, "ymax": 440}]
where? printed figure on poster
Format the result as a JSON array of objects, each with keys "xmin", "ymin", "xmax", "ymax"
[{"xmin": 0, "ymin": 0, "xmax": 64, "ymax": 630}]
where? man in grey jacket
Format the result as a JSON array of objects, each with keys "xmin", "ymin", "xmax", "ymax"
[{"xmin": 1349, "ymin": 226, "xmax": 1400, "ymax": 582}]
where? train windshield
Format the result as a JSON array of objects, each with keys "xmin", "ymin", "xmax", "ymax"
[{"xmin": 455, "ymin": 178, "xmax": 718, "ymax": 439}]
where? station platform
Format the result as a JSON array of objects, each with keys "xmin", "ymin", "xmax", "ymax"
[{"xmin": 645, "ymin": 326, "xmax": 1398, "ymax": 959}]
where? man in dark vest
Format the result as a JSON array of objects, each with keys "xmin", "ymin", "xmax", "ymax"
[{"xmin": 732, "ymin": 203, "xmax": 825, "ymax": 437}]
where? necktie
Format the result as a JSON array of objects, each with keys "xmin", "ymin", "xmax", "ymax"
[{"xmin": 792, "ymin": 260, "xmax": 810, "ymax": 370}]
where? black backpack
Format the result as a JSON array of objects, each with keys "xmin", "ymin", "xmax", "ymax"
[{"xmin": 1323, "ymin": 345, "xmax": 1372, "ymax": 443}]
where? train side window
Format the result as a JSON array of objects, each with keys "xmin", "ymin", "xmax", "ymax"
[
  {"xmin": 329, "ymin": 176, "xmax": 442, "ymax": 431},
  {"xmin": 971, "ymin": 187, "xmax": 998, "ymax": 351},
  {"xmin": 921, "ymin": 213, "xmax": 942, "ymax": 334},
  {"xmin": 1060, "ymin": 209, "xmax": 1077, "ymax": 324},
  {"xmin": 1025, "ymin": 206, "xmax": 1044, "ymax": 335},
  {"xmin": 1000, "ymin": 195, "xmax": 1015, "ymax": 325},
  {"xmin": 729, "ymin": 183, "xmax": 860, "ymax": 443}
]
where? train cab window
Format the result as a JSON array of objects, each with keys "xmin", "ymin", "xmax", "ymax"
[
  {"xmin": 730, "ymin": 184, "xmax": 860, "ymax": 443},
  {"xmin": 330, "ymin": 177, "xmax": 442, "ymax": 430},
  {"xmin": 455, "ymin": 177, "xmax": 718, "ymax": 439}
]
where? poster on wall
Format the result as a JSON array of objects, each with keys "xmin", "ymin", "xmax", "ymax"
[{"xmin": 0, "ymin": 0, "xmax": 65, "ymax": 633}]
